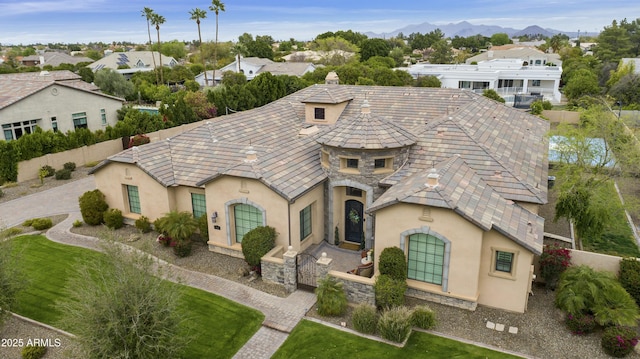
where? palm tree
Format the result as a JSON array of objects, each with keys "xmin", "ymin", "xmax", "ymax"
[
  {"xmin": 189, "ymin": 8, "xmax": 208, "ymax": 86},
  {"xmin": 141, "ymin": 7, "xmax": 159, "ymax": 85},
  {"xmin": 209, "ymin": 0, "xmax": 225, "ymax": 86},
  {"xmin": 162, "ymin": 211, "xmax": 198, "ymax": 244},
  {"xmin": 150, "ymin": 13, "xmax": 166, "ymax": 85}
]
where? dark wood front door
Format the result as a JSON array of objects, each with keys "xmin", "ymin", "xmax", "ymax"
[{"xmin": 345, "ymin": 200, "xmax": 364, "ymax": 243}]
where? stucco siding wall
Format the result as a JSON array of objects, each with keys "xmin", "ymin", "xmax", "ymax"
[
  {"xmin": 478, "ymin": 230, "xmax": 534, "ymax": 313},
  {"xmin": 374, "ymin": 204, "xmax": 484, "ymax": 300},
  {"xmin": 1, "ymin": 85, "xmax": 121, "ymax": 135},
  {"xmin": 204, "ymin": 177, "xmax": 289, "ymax": 254},
  {"xmin": 289, "ymin": 184, "xmax": 325, "ymax": 252},
  {"xmin": 93, "ymin": 163, "xmax": 172, "ymax": 220}
]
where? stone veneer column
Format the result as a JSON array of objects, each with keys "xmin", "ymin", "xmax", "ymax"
[
  {"xmin": 283, "ymin": 246, "xmax": 297, "ymax": 293},
  {"xmin": 316, "ymin": 252, "xmax": 333, "ymax": 283}
]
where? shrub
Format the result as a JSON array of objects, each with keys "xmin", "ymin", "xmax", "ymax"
[
  {"xmin": 619, "ymin": 257, "xmax": 640, "ymax": 306},
  {"xmin": 129, "ymin": 134, "xmax": 151, "ymax": 147},
  {"xmin": 241, "ymin": 226, "xmax": 277, "ymax": 270},
  {"xmin": 31, "ymin": 218, "xmax": 53, "ymax": 230},
  {"xmin": 21, "ymin": 345, "xmax": 47, "ymax": 359},
  {"xmin": 55, "ymin": 168, "xmax": 72, "ymax": 180},
  {"xmin": 539, "ymin": 243, "xmax": 571, "ymax": 289},
  {"xmin": 378, "ymin": 247, "xmax": 407, "ymax": 281},
  {"xmin": 601, "ymin": 326, "xmax": 639, "ymax": 357},
  {"xmin": 135, "ymin": 215, "xmax": 152, "ymax": 233},
  {"xmin": 85, "ymin": 160, "xmax": 100, "ymax": 167},
  {"xmin": 103, "ymin": 208, "xmax": 124, "ymax": 229},
  {"xmin": 40, "ymin": 165, "xmax": 55, "ymax": 177},
  {"xmin": 72, "ymin": 219, "xmax": 83, "ymax": 228},
  {"xmin": 315, "ymin": 275, "xmax": 347, "ymax": 317},
  {"xmin": 22, "ymin": 219, "xmax": 34, "ymax": 227},
  {"xmin": 378, "ymin": 306, "xmax": 413, "ymax": 343},
  {"xmin": 153, "ymin": 217, "xmax": 167, "ymax": 234},
  {"xmin": 195, "ymin": 214, "xmax": 209, "ymax": 242},
  {"xmin": 1, "ymin": 227, "xmax": 22, "ymax": 238},
  {"xmin": 0, "ymin": 188, "xmax": 4, "ymax": 198},
  {"xmin": 565, "ymin": 312, "xmax": 596, "ymax": 335},
  {"xmin": 411, "ymin": 305, "xmax": 437, "ymax": 330},
  {"xmin": 352, "ymin": 303, "xmax": 378, "ymax": 334},
  {"xmin": 63, "ymin": 162, "xmax": 76, "ymax": 171},
  {"xmin": 157, "ymin": 234, "xmax": 175, "ymax": 247},
  {"xmin": 375, "ymin": 274, "xmax": 407, "ymax": 309},
  {"xmin": 172, "ymin": 240, "xmax": 192, "ymax": 257},
  {"xmin": 79, "ymin": 190, "xmax": 109, "ymax": 225}
]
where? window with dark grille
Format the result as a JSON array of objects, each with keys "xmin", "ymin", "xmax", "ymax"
[
  {"xmin": 299, "ymin": 204, "xmax": 312, "ymax": 240},
  {"xmin": 346, "ymin": 187, "xmax": 362, "ymax": 197},
  {"xmin": 374, "ymin": 158, "xmax": 386, "ymax": 169},
  {"xmin": 191, "ymin": 193, "xmax": 206, "ymax": 218},
  {"xmin": 495, "ymin": 251, "xmax": 514, "ymax": 273},
  {"xmin": 346, "ymin": 158, "xmax": 358, "ymax": 168},
  {"xmin": 314, "ymin": 107, "xmax": 325, "ymax": 120}
]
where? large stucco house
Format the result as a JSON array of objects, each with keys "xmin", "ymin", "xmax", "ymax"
[
  {"xmin": 91, "ymin": 77, "xmax": 548, "ymax": 313},
  {"xmin": 0, "ymin": 70, "xmax": 124, "ymax": 141},
  {"xmin": 195, "ymin": 56, "xmax": 317, "ymax": 86}
]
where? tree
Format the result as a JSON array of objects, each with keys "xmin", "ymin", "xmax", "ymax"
[
  {"xmin": 429, "ymin": 39, "xmax": 453, "ymax": 64},
  {"xmin": 360, "ymin": 38, "xmax": 390, "ymax": 62},
  {"xmin": 94, "ymin": 68, "xmax": 135, "ymax": 99},
  {"xmin": 141, "ymin": 7, "xmax": 159, "ymax": 85},
  {"xmin": 563, "ymin": 69, "xmax": 601, "ymax": 100},
  {"xmin": 415, "ymin": 75, "xmax": 441, "ymax": 87},
  {"xmin": 150, "ymin": 13, "xmax": 166, "ymax": 85},
  {"xmin": 482, "ymin": 89, "xmax": 505, "ymax": 103},
  {"xmin": 56, "ymin": 242, "xmax": 187, "ymax": 358},
  {"xmin": 189, "ymin": 8, "xmax": 208, "ymax": 86},
  {"xmin": 209, "ymin": 0, "xmax": 225, "ymax": 85},
  {"xmin": 490, "ymin": 33, "xmax": 512, "ymax": 46},
  {"xmin": 595, "ymin": 20, "xmax": 632, "ymax": 64}
]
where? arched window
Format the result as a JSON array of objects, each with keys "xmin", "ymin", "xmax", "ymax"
[
  {"xmin": 407, "ymin": 233, "xmax": 445, "ymax": 285},
  {"xmin": 234, "ymin": 203, "xmax": 262, "ymax": 243}
]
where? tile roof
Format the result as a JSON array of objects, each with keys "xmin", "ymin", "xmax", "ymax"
[
  {"xmin": 369, "ymin": 155, "xmax": 544, "ymax": 254},
  {"xmin": 88, "ymin": 51, "xmax": 176, "ymax": 71},
  {"xmin": 0, "ymin": 70, "xmax": 121, "ymax": 110},
  {"xmin": 316, "ymin": 100, "xmax": 416, "ymax": 149},
  {"xmin": 93, "ymin": 85, "xmax": 548, "ymax": 208}
]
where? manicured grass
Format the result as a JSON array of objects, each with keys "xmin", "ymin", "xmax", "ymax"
[
  {"xmin": 582, "ymin": 182, "xmax": 640, "ymax": 257},
  {"xmin": 10, "ymin": 235, "xmax": 264, "ymax": 359},
  {"xmin": 272, "ymin": 320, "xmax": 523, "ymax": 359}
]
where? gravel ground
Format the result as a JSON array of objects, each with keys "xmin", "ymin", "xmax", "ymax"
[
  {"xmin": 0, "ymin": 166, "xmax": 93, "ymax": 205},
  {"xmin": 0, "ymin": 316, "xmax": 75, "ymax": 359},
  {"xmin": 306, "ymin": 285, "xmax": 640, "ymax": 359}
]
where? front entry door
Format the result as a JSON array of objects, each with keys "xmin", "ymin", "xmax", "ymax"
[{"xmin": 345, "ymin": 200, "xmax": 364, "ymax": 243}]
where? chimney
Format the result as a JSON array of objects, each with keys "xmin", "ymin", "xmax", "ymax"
[
  {"xmin": 426, "ymin": 168, "xmax": 439, "ymax": 188},
  {"xmin": 325, "ymin": 71, "xmax": 339, "ymax": 85},
  {"xmin": 361, "ymin": 100, "xmax": 371, "ymax": 114}
]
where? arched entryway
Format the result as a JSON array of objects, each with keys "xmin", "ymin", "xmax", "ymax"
[{"xmin": 345, "ymin": 199, "xmax": 364, "ymax": 243}]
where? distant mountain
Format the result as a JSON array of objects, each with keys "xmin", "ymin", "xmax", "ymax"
[{"xmin": 365, "ymin": 21, "xmax": 582, "ymax": 39}]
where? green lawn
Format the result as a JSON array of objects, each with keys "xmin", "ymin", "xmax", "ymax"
[
  {"xmin": 10, "ymin": 235, "xmax": 264, "ymax": 359},
  {"xmin": 272, "ymin": 320, "xmax": 523, "ymax": 359},
  {"xmin": 582, "ymin": 181, "xmax": 640, "ymax": 257}
]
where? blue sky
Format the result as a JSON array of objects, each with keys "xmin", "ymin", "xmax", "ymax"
[{"xmin": 0, "ymin": 0, "xmax": 637, "ymax": 45}]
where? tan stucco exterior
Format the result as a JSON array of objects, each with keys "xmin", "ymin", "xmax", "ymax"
[
  {"xmin": 374, "ymin": 202, "xmax": 535, "ymax": 313},
  {"xmin": 304, "ymin": 102, "xmax": 348, "ymax": 125}
]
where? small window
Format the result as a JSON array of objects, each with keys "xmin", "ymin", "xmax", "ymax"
[
  {"xmin": 191, "ymin": 193, "xmax": 207, "ymax": 219},
  {"xmin": 532, "ymin": 80, "xmax": 541, "ymax": 87},
  {"xmin": 100, "ymin": 109, "xmax": 107, "ymax": 125},
  {"xmin": 346, "ymin": 158, "xmax": 358, "ymax": 168},
  {"xmin": 72, "ymin": 112, "xmax": 88, "ymax": 129},
  {"xmin": 495, "ymin": 251, "xmax": 514, "ymax": 273},
  {"xmin": 374, "ymin": 158, "xmax": 386, "ymax": 169},
  {"xmin": 346, "ymin": 187, "xmax": 362, "ymax": 197},
  {"xmin": 299, "ymin": 204, "xmax": 312, "ymax": 241},
  {"xmin": 51, "ymin": 117, "xmax": 58, "ymax": 132},
  {"xmin": 314, "ymin": 107, "xmax": 325, "ymax": 120},
  {"xmin": 126, "ymin": 185, "xmax": 141, "ymax": 214}
]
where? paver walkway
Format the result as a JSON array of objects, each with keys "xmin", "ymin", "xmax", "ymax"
[{"xmin": 1, "ymin": 177, "xmax": 317, "ymax": 359}]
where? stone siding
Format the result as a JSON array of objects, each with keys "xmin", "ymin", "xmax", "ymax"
[
  {"xmin": 208, "ymin": 244, "xmax": 244, "ymax": 259},
  {"xmin": 406, "ymin": 287, "xmax": 477, "ymax": 311},
  {"xmin": 330, "ymin": 271, "xmax": 375, "ymax": 306}
]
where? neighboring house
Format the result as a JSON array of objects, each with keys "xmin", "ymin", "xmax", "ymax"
[
  {"xmin": 0, "ymin": 70, "xmax": 124, "ymax": 140},
  {"xmin": 195, "ymin": 56, "xmax": 316, "ymax": 86},
  {"xmin": 466, "ymin": 46, "xmax": 562, "ymax": 67},
  {"xmin": 402, "ymin": 58, "xmax": 563, "ymax": 105},
  {"xmin": 90, "ymin": 74, "xmax": 548, "ymax": 313},
  {"xmin": 21, "ymin": 51, "xmax": 93, "ymax": 68},
  {"xmin": 282, "ymin": 50, "xmax": 356, "ymax": 63},
  {"xmin": 87, "ymin": 51, "xmax": 177, "ymax": 79}
]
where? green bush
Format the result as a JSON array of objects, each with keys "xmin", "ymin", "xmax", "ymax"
[
  {"xmin": 375, "ymin": 274, "xmax": 407, "ymax": 309},
  {"xmin": 315, "ymin": 275, "xmax": 348, "ymax": 317},
  {"xmin": 377, "ymin": 306, "xmax": 413, "ymax": 343},
  {"xmin": 55, "ymin": 168, "xmax": 72, "ymax": 180},
  {"xmin": 565, "ymin": 312, "xmax": 596, "ymax": 335},
  {"xmin": 40, "ymin": 165, "xmax": 55, "ymax": 177},
  {"xmin": 72, "ymin": 219, "xmax": 83, "ymax": 227},
  {"xmin": 103, "ymin": 208, "xmax": 124, "ymax": 229},
  {"xmin": 135, "ymin": 215, "xmax": 152, "ymax": 233},
  {"xmin": 619, "ymin": 257, "xmax": 640, "ymax": 306},
  {"xmin": 601, "ymin": 325, "xmax": 639, "ymax": 357},
  {"xmin": 31, "ymin": 218, "xmax": 53, "ymax": 230},
  {"xmin": 352, "ymin": 303, "xmax": 378, "ymax": 334},
  {"xmin": 195, "ymin": 214, "xmax": 209, "ymax": 242},
  {"xmin": 21, "ymin": 345, "xmax": 47, "ymax": 359},
  {"xmin": 172, "ymin": 240, "xmax": 193, "ymax": 257},
  {"xmin": 241, "ymin": 226, "xmax": 277, "ymax": 269},
  {"xmin": 1, "ymin": 227, "xmax": 23, "ymax": 238},
  {"xmin": 22, "ymin": 219, "xmax": 34, "ymax": 227},
  {"xmin": 79, "ymin": 190, "xmax": 109, "ymax": 225},
  {"xmin": 378, "ymin": 247, "xmax": 407, "ymax": 281},
  {"xmin": 63, "ymin": 162, "xmax": 76, "ymax": 171},
  {"xmin": 153, "ymin": 217, "xmax": 167, "ymax": 234},
  {"xmin": 410, "ymin": 305, "xmax": 437, "ymax": 330}
]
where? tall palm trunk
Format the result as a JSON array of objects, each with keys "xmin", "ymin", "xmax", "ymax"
[
  {"xmin": 156, "ymin": 26, "xmax": 163, "ymax": 84},
  {"xmin": 198, "ymin": 20, "xmax": 208, "ymax": 86},
  {"xmin": 214, "ymin": 11, "xmax": 219, "ymax": 86}
]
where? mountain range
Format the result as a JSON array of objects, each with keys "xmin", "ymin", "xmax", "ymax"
[{"xmin": 365, "ymin": 21, "xmax": 589, "ymax": 39}]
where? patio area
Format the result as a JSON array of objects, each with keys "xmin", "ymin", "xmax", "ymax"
[{"xmin": 303, "ymin": 241, "xmax": 364, "ymax": 273}]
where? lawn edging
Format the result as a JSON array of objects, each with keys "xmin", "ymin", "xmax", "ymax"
[{"xmin": 11, "ymin": 312, "xmax": 76, "ymax": 338}]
